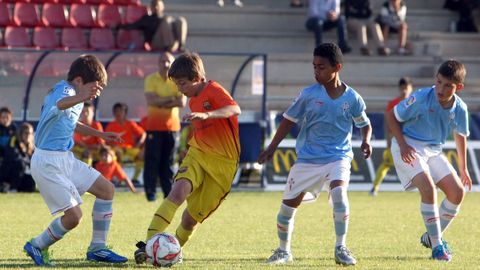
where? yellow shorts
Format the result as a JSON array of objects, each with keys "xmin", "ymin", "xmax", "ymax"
[{"xmin": 175, "ymin": 147, "xmax": 238, "ymax": 223}]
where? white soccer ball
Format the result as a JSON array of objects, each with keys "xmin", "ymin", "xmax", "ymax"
[{"xmin": 146, "ymin": 233, "xmax": 182, "ymax": 267}]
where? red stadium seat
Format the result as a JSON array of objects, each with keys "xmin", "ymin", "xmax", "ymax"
[
  {"xmin": 116, "ymin": 29, "xmax": 144, "ymax": 50},
  {"xmin": 69, "ymin": 4, "xmax": 96, "ymax": 28},
  {"xmin": 13, "ymin": 2, "xmax": 40, "ymax": 27},
  {"xmin": 61, "ymin": 27, "xmax": 87, "ymax": 49},
  {"xmin": 115, "ymin": 0, "xmax": 140, "ymax": 6},
  {"xmin": 4, "ymin": 26, "xmax": 32, "ymax": 48},
  {"xmin": 33, "ymin": 27, "xmax": 59, "ymax": 49},
  {"xmin": 97, "ymin": 4, "xmax": 121, "ymax": 28},
  {"xmin": 124, "ymin": 5, "xmax": 147, "ymax": 24},
  {"xmin": 86, "ymin": 0, "xmax": 113, "ymax": 4},
  {"xmin": 89, "ymin": 28, "xmax": 115, "ymax": 50},
  {"xmin": 58, "ymin": 0, "xmax": 86, "ymax": 4},
  {"xmin": 0, "ymin": 2, "xmax": 11, "ymax": 27},
  {"xmin": 41, "ymin": 3, "xmax": 68, "ymax": 27}
]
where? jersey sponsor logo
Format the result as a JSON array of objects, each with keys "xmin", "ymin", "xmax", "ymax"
[
  {"xmin": 406, "ymin": 95, "xmax": 415, "ymax": 106},
  {"xmin": 63, "ymin": 86, "xmax": 74, "ymax": 95},
  {"xmin": 315, "ymin": 100, "xmax": 324, "ymax": 106},
  {"xmin": 203, "ymin": 101, "xmax": 212, "ymax": 110},
  {"xmin": 178, "ymin": 167, "xmax": 188, "ymax": 173}
]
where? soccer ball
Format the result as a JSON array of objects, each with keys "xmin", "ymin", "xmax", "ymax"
[{"xmin": 146, "ymin": 233, "xmax": 182, "ymax": 267}]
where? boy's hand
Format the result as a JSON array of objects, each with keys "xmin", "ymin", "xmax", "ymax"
[
  {"xmin": 460, "ymin": 169, "xmax": 473, "ymax": 191},
  {"xmin": 361, "ymin": 141, "xmax": 372, "ymax": 159},
  {"xmin": 79, "ymin": 83, "xmax": 103, "ymax": 101},
  {"xmin": 257, "ymin": 146, "xmax": 275, "ymax": 164},
  {"xmin": 399, "ymin": 143, "xmax": 416, "ymax": 165},
  {"xmin": 101, "ymin": 132, "xmax": 124, "ymax": 143},
  {"xmin": 183, "ymin": 112, "xmax": 210, "ymax": 122}
]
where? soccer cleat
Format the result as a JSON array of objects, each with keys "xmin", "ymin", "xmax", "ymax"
[
  {"xmin": 266, "ymin": 248, "xmax": 293, "ymax": 264},
  {"xmin": 23, "ymin": 241, "xmax": 54, "ymax": 266},
  {"xmin": 134, "ymin": 241, "xmax": 147, "ymax": 264},
  {"xmin": 86, "ymin": 246, "xmax": 127, "ymax": 263},
  {"xmin": 369, "ymin": 188, "xmax": 378, "ymax": 196},
  {"xmin": 420, "ymin": 232, "xmax": 452, "ymax": 254},
  {"xmin": 432, "ymin": 244, "xmax": 452, "ymax": 262},
  {"xmin": 334, "ymin": 245, "xmax": 357, "ymax": 266}
]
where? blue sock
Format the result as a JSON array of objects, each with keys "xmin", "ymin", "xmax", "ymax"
[
  {"xmin": 32, "ymin": 217, "xmax": 69, "ymax": 249},
  {"xmin": 331, "ymin": 186, "xmax": 349, "ymax": 247},
  {"xmin": 89, "ymin": 198, "xmax": 113, "ymax": 251}
]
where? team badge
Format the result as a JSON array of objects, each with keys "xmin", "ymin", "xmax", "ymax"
[
  {"xmin": 178, "ymin": 167, "xmax": 188, "ymax": 173},
  {"xmin": 342, "ymin": 102, "xmax": 350, "ymax": 112},
  {"xmin": 406, "ymin": 95, "xmax": 415, "ymax": 106},
  {"xmin": 449, "ymin": 112, "xmax": 455, "ymax": 121},
  {"xmin": 203, "ymin": 101, "xmax": 212, "ymax": 110}
]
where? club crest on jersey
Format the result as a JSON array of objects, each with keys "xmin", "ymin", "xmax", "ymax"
[
  {"xmin": 406, "ymin": 95, "xmax": 415, "ymax": 106},
  {"xmin": 449, "ymin": 112, "xmax": 455, "ymax": 121},
  {"xmin": 342, "ymin": 102, "xmax": 350, "ymax": 112},
  {"xmin": 203, "ymin": 101, "xmax": 212, "ymax": 110}
]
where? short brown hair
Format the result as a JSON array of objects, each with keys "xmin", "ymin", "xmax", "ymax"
[
  {"xmin": 168, "ymin": 52, "xmax": 206, "ymax": 81},
  {"xmin": 0, "ymin": 107, "xmax": 12, "ymax": 115},
  {"xmin": 437, "ymin": 60, "xmax": 466, "ymax": 84},
  {"xmin": 67, "ymin": 54, "xmax": 107, "ymax": 86}
]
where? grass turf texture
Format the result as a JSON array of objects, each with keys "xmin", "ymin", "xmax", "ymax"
[{"xmin": 1, "ymin": 191, "xmax": 479, "ymax": 269}]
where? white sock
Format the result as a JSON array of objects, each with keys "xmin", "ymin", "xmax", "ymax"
[
  {"xmin": 277, "ymin": 203, "xmax": 297, "ymax": 252},
  {"xmin": 439, "ymin": 198, "xmax": 460, "ymax": 233},
  {"xmin": 331, "ymin": 186, "xmax": 349, "ymax": 247},
  {"xmin": 420, "ymin": 202, "xmax": 441, "ymax": 248}
]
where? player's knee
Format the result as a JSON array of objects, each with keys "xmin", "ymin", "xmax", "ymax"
[
  {"xmin": 63, "ymin": 208, "xmax": 83, "ymax": 229},
  {"xmin": 449, "ymin": 185, "xmax": 465, "ymax": 204}
]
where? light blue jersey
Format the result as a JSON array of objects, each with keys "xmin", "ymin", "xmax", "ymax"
[
  {"xmin": 35, "ymin": 80, "xmax": 84, "ymax": 151},
  {"xmin": 284, "ymin": 83, "xmax": 370, "ymax": 164},
  {"xmin": 394, "ymin": 86, "xmax": 469, "ymax": 145}
]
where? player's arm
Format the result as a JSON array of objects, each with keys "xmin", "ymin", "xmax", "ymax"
[
  {"xmin": 161, "ymin": 95, "xmax": 187, "ymax": 109},
  {"xmin": 359, "ymin": 124, "xmax": 372, "ymax": 159},
  {"xmin": 57, "ymin": 83, "xmax": 102, "ymax": 110},
  {"xmin": 454, "ymin": 132, "xmax": 472, "ymax": 190},
  {"xmin": 145, "ymin": 93, "xmax": 183, "ymax": 108},
  {"xmin": 385, "ymin": 109, "xmax": 416, "ymax": 164},
  {"xmin": 75, "ymin": 122, "xmax": 123, "ymax": 144},
  {"xmin": 183, "ymin": 105, "xmax": 241, "ymax": 121},
  {"xmin": 257, "ymin": 117, "xmax": 295, "ymax": 164}
]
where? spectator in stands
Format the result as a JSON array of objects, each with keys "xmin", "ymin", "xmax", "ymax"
[
  {"xmin": 444, "ymin": 0, "xmax": 479, "ymax": 32},
  {"xmin": 375, "ymin": 0, "xmax": 410, "ymax": 55},
  {"xmin": 290, "ymin": 0, "xmax": 304, "ymax": 8},
  {"xmin": 369, "ymin": 77, "xmax": 412, "ymax": 196},
  {"xmin": 1, "ymin": 122, "xmax": 36, "ymax": 193},
  {"xmin": 73, "ymin": 102, "xmax": 105, "ymax": 166},
  {"xmin": 105, "ymin": 102, "xmax": 146, "ymax": 186},
  {"xmin": 345, "ymin": 0, "xmax": 390, "ymax": 56},
  {"xmin": 143, "ymin": 52, "xmax": 186, "ymax": 202},
  {"xmin": 95, "ymin": 146, "xmax": 136, "ymax": 193},
  {"xmin": 217, "ymin": 0, "xmax": 244, "ymax": 7},
  {"xmin": 0, "ymin": 107, "xmax": 17, "ymax": 192},
  {"xmin": 305, "ymin": 0, "xmax": 352, "ymax": 53},
  {"xmin": 119, "ymin": 0, "xmax": 188, "ymax": 52}
]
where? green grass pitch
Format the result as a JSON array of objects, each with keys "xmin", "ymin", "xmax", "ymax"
[{"xmin": 1, "ymin": 191, "xmax": 479, "ymax": 269}]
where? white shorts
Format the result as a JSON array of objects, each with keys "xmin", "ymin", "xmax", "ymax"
[
  {"xmin": 282, "ymin": 160, "xmax": 351, "ymax": 203},
  {"xmin": 31, "ymin": 148, "xmax": 101, "ymax": 216},
  {"xmin": 391, "ymin": 137, "xmax": 456, "ymax": 191}
]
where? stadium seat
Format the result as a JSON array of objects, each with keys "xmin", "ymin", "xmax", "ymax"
[
  {"xmin": 69, "ymin": 4, "xmax": 96, "ymax": 28},
  {"xmin": 116, "ymin": 29, "xmax": 144, "ymax": 50},
  {"xmin": 89, "ymin": 28, "xmax": 115, "ymax": 50},
  {"xmin": 86, "ymin": 0, "xmax": 114, "ymax": 4},
  {"xmin": 61, "ymin": 27, "xmax": 87, "ymax": 49},
  {"xmin": 4, "ymin": 26, "xmax": 32, "ymax": 48},
  {"xmin": 33, "ymin": 27, "xmax": 59, "ymax": 49},
  {"xmin": 97, "ymin": 4, "xmax": 121, "ymax": 28},
  {"xmin": 0, "ymin": 2, "xmax": 11, "ymax": 27},
  {"xmin": 58, "ymin": 0, "xmax": 87, "ymax": 4},
  {"xmin": 115, "ymin": 0, "xmax": 141, "ymax": 6},
  {"xmin": 13, "ymin": 2, "xmax": 40, "ymax": 27},
  {"xmin": 124, "ymin": 5, "xmax": 147, "ymax": 24},
  {"xmin": 41, "ymin": 3, "xmax": 68, "ymax": 27}
]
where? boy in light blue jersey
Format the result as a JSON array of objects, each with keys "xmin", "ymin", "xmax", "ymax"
[
  {"xmin": 387, "ymin": 60, "xmax": 471, "ymax": 262},
  {"xmin": 258, "ymin": 43, "xmax": 372, "ymax": 266},
  {"xmin": 23, "ymin": 55, "xmax": 128, "ymax": 266}
]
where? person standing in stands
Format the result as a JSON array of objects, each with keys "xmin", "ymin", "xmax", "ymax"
[
  {"xmin": 143, "ymin": 52, "xmax": 186, "ymax": 202},
  {"xmin": 119, "ymin": 0, "xmax": 188, "ymax": 52}
]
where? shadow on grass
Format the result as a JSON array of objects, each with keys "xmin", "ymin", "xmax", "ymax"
[{"xmin": 0, "ymin": 258, "xmax": 143, "ymax": 268}]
